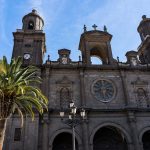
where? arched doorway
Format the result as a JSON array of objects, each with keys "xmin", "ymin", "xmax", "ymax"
[
  {"xmin": 52, "ymin": 132, "xmax": 78, "ymax": 150},
  {"xmin": 90, "ymin": 47, "xmax": 109, "ymax": 65},
  {"xmin": 142, "ymin": 130, "xmax": 150, "ymax": 150},
  {"xmin": 93, "ymin": 126, "xmax": 128, "ymax": 150},
  {"xmin": 91, "ymin": 56, "xmax": 103, "ymax": 65}
]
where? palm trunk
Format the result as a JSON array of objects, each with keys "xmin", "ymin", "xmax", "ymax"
[{"xmin": 0, "ymin": 119, "xmax": 7, "ymax": 150}]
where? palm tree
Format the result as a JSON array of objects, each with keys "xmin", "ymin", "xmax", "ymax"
[{"xmin": 0, "ymin": 56, "xmax": 48, "ymax": 150}]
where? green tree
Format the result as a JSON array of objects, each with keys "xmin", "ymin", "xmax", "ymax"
[{"xmin": 0, "ymin": 56, "xmax": 48, "ymax": 150}]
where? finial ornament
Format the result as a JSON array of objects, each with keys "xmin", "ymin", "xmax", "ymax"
[
  {"xmin": 117, "ymin": 56, "xmax": 120, "ymax": 62},
  {"xmin": 142, "ymin": 15, "xmax": 147, "ymax": 20},
  {"xmin": 104, "ymin": 25, "xmax": 107, "ymax": 32},
  {"xmin": 92, "ymin": 24, "xmax": 97, "ymax": 30},
  {"xmin": 46, "ymin": 55, "xmax": 51, "ymax": 64},
  {"xmin": 32, "ymin": 8, "xmax": 37, "ymax": 13},
  {"xmin": 83, "ymin": 25, "xmax": 87, "ymax": 32},
  {"xmin": 79, "ymin": 55, "xmax": 81, "ymax": 61},
  {"xmin": 48, "ymin": 55, "xmax": 50, "ymax": 61},
  {"xmin": 32, "ymin": 7, "xmax": 38, "ymax": 13}
]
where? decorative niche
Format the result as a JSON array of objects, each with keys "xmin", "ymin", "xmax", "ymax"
[
  {"xmin": 131, "ymin": 77, "xmax": 149, "ymax": 107},
  {"xmin": 56, "ymin": 76, "xmax": 73, "ymax": 109}
]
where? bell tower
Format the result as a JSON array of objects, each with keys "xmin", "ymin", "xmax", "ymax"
[
  {"xmin": 12, "ymin": 9, "xmax": 46, "ymax": 65},
  {"xmin": 78, "ymin": 25, "xmax": 114, "ymax": 65},
  {"xmin": 138, "ymin": 15, "xmax": 150, "ymax": 64}
]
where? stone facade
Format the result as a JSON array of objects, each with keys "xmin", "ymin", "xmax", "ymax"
[{"xmin": 3, "ymin": 10, "xmax": 150, "ymax": 150}]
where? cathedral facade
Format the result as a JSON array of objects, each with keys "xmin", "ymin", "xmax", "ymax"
[{"xmin": 3, "ymin": 10, "xmax": 150, "ymax": 150}]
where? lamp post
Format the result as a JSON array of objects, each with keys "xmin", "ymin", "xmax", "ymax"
[{"xmin": 59, "ymin": 101, "xmax": 86, "ymax": 150}]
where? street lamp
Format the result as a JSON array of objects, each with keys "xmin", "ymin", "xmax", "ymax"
[{"xmin": 59, "ymin": 101, "xmax": 86, "ymax": 150}]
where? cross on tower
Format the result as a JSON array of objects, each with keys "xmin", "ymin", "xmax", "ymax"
[{"xmin": 92, "ymin": 24, "xmax": 97, "ymax": 30}]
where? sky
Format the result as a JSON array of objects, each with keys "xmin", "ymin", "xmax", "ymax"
[{"xmin": 0, "ymin": 0, "xmax": 150, "ymax": 63}]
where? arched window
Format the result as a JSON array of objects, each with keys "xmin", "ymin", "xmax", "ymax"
[
  {"xmin": 90, "ymin": 47, "xmax": 109, "ymax": 65},
  {"xmin": 60, "ymin": 88, "xmax": 71, "ymax": 108},
  {"xmin": 28, "ymin": 21, "xmax": 34, "ymax": 30}
]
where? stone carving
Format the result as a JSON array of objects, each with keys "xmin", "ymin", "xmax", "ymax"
[
  {"xmin": 56, "ymin": 76, "xmax": 73, "ymax": 108},
  {"xmin": 60, "ymin": 88, "xmax": 71, "ymax": 108},
  {"xmin": 92, "ymin": 79, "xmax": 115, "ymax": 102},
  {"xmin": 131, "ymin": 77, "xmax": 149, "ymax": 107},
  {"xmin": 137, "ymin": 88, "xmax": 148, "ymax": 107}
]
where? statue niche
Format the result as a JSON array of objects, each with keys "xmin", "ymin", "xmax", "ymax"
[
  {"xmin": 60, "ymin": 87, "xmax": 71, "ymax": 108},
  {"xmin": 131, "ymin": 77, "xmax": 149, "ymax": 107},
  {"xmin": 56, "ymin": 76, "xmax": 73, "ymax": 109},
  {"xmin": 137, "ymin": 88, "xmax": 148, "ymax": 107}
]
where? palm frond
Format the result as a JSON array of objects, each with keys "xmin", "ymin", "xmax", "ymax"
[{"xmin": 0, "ymin": 56, "xmax": 48, "ymax": 122}]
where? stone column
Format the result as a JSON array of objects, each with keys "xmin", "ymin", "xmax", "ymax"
[
  {"xmin": 89, "ymin": 143, "xmax": 93, "ymax": 150},
  {"xmin": 127, "ymin": 111, "xmax": 140, "ymax": 150},
  {"xmin": 139, "ymin": 142, "xmax": 144, "ymax": 150},
  {"xmin": 83, "ymin": 38, "xmax": 91, "ymax": 65},
  {"xmin": 119, "ymin": 70, "xmax": 129, "ymax": 105},
  {"xmin": 42, "ymin": 114, "xmax": 49, "ymax": 150},
  {"xmin": 82, "ymin": 120, "xmax": 89, "ymax": 150},
  {"xmin": 79, "ymin": 70, "xmax": 89, "ymax": 150},
  {"xmin": 38, "ymin": 119, "xmax": 43, "ymax": 150},
  {"xmin": 40, "ymin": 67, "xmax": 50, "ymax": 150},
  {"xmin": 79, "ymin": 70, "xmax": 85, "ymax": 106},
  {"xmin": 128, "ymin": 143, "xmax": 134, "ymax": 150},
  {"xmin": 106, "ymin": 41, "xmax": 114, "ymax": 64},
  {"xmin": 85, "ymin": 48, "xmax": 91, "ymax": 65}
]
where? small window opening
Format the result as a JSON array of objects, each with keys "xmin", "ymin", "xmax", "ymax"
[
  {"xmin": 14, "ymin": 128, "xmax": 21, "ymax": 141},
  {"xmin": 25, "ymin": 44, "xmax": 31, "ymax": 47},
  {"xmin": 28, "ymin": 21, "xmax": 34, "ymax": 30}
]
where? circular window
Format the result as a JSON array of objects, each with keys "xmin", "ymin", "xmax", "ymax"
[{"xmin": 92, "ymin": 79, "xmax": 116, "ymax": 102}]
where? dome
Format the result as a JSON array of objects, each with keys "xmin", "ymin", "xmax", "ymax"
[
  {"xmin": 22, "ymin": 9, "xmax": 44, "ymax": 30},
  {"xmin": 137, "ymin": 15, "xmax": 150, "ymax": 41}
]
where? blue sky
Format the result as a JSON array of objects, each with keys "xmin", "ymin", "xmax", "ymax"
[{"xmin": 0, "ymin": 0, "xmax": 150, "ymax": 63}]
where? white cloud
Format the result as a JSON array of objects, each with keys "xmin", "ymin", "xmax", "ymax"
[
  {"xmin": 28, "ymin": 0, "xmax": 67, "ymax": 29},
  {"xmin": 72, "ymin": 0, "xmax": 150, "ymax": 61},
  {"xmin": 84, "ymin": 0, "xmax": 146, "ymax": 28},
  {"xmin": 1, "ymin": 0, "xmax": 148, "ymax": 62},
  {"xmin": 23, "ymin": 0, "xmax": 150, "ymax": 61},
  {"xmin": 30, "ymin": 0, "xmax": 42, "ymax": 7}
]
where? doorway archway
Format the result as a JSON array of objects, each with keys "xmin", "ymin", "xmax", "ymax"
[
  {"xmin": 52, "ymin": 132, "xmax": 78, "ymax": 150},
  {"xmin": 93, "ymin": 126, "xmax": 128, "ymax": 150},
  {"xmin": 142, "ymin": 130, "xmax": 150, "ymax": 150}
]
